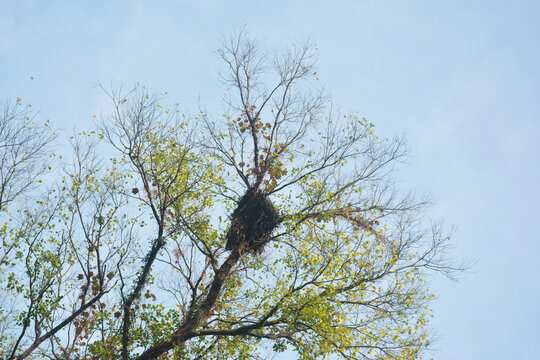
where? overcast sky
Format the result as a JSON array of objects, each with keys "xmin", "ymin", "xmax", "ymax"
[{"xmin": 1, "ymin": 1, "xmax": 539, "ymax": 359}]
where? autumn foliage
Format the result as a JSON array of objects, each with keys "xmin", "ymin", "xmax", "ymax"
[{"xmin": 0, "ymin": 34, "xmax": 464, "ymax": 360}]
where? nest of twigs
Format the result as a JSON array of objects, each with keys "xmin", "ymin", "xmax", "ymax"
[{"xmin": 225, "ymin": 188, "xmax": 281, "ymax": 254}]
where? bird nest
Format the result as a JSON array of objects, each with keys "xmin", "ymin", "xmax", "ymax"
[{"xmin": 225, "ymin": 188, "xmax": 281, "ymax": 254}]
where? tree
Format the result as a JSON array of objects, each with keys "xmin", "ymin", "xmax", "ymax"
[{"xmin": 0, "ymin": 35, "xmax": 464, "ymax": 360}]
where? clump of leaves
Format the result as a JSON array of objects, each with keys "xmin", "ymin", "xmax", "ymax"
[{"xmin": 226, "ymin": 187, "xmax": 281, "ymax": 254}]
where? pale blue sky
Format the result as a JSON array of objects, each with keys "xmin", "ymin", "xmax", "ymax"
[{"xmin": 1, "ymin": 1, "xmax": 539, "ymax": 359}]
